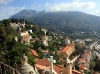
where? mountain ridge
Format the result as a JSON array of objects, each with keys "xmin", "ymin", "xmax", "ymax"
[{"xmin": 11, "ymin": 9, "xmax": 100, "ymax": 37}]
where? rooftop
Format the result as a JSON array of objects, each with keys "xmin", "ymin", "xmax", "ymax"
[
  {"xmin": 59, "ymin": 46, "xmax": 70, "ymax": 52},
  {"xmin": 29, "ymin": 48, "xmax": 39, "ymax": 57},
  {"xmin": 36, "ymin": 58, "xmax": 50, "ymax": 67}
]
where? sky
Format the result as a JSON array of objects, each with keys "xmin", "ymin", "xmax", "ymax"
[{"xmin": 0, "ymin": 0, "xmax": 100, "ymax": 20}]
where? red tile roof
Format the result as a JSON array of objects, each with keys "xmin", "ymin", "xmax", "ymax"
[
  {"xmin": 79, "ymin": 63, "xmax": 84, "ymax": 70},
  {"xmin": 36, "ymin": 58, "xmax": 80, "ymax": 74},
  {"xmin": 29, "ymin": 48, "xmax": 39, "ymax": 57},
  {"xmin": 72, "ymin": 70, "xmax": 81, "ymax": 74},
  {"xmin": 78, "ymin": 58, "xmax": 85, "ymax": 70},
  {"xmin": 78, "ymin": 50, "xmax": 90, "ymax": 70},
  {"xmin": 36, "ymin": 59, "xmax": 62, "ymax": 74},
  {"xmin": 36, "ymin": 64, "xmax": 50, "ymax": 70},
  {"xmin": 36, "ymin": 58, "xmax": 50, "ymax": 67},
  {"xmin": 22, "ymin": 35, "xmax": 31, "ymax": 42},
  {"xmin": 59, "ymin": 46, "xmax": 70, "ymax": 52},
  {"xmin": 59, "ymin": 43, "xmax": 75, "ymax": 53},
  {"xmin": 53, "ymin": 65, "xmax": 62, "ymax": 74}
]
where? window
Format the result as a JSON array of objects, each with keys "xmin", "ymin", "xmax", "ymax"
[
  {"xmin": 63, "ymin": 58, "xmax": 66, "ymax": 60},
  {"xmin": 64, "ymin": 64, "xmax": 66, "ymax": 67}
]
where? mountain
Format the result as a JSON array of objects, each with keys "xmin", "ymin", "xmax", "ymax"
[
  {"xmin": 11, "ymin": 9, "xmax": 100, "ymax": 38},
  {"xmin": 11, "ymin": 9, "xmax": 37, "ymax": 19}
]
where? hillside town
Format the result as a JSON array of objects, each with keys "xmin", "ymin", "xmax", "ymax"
[{"xmin": 0, "ymin": 19, "xmax": 100, "ymax": 74}]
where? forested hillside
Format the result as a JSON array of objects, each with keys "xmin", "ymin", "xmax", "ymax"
[
  {"xmin": 11, "ymin": 10, "xmax": 100, "ymax": 39},
  {"xmin": 0, "ymin": 19, "xmax": 44, "ymax": 67}
]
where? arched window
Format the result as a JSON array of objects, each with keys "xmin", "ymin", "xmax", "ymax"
[{"xmin": 64, "ymin": 64, "xmax": 66, "ymax": 67}]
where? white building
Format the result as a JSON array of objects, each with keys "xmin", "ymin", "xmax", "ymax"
[
  {"xmin": 20, "ymin": 31, "xmax": 29, "ymax": 36},
  {"xmin": 65, "ymin": 37, "xmax": 71, "ymax": 45}
]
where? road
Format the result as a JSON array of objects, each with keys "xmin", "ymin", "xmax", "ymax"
[
  {"xmin": 89, "ymin": 41, "xmax": 98, "ymax": 50},
  {"xmin": 89, "ymin": 41, "xmax": 100, "ymax": 59}
]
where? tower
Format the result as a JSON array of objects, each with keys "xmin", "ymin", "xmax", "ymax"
[
  {"xmin": 22, "ymin": 19, "xmax": 25, "ymax": 27},
  {"xmin": 65, "ymin": 37, "xmax": 71, "ymax": 45},
  {"xmin": 62, "ymin": 53, "xmax": 72, "ymax": 74},
  {"xmin": 24, "ymin": 19, "xmax": 25, "ymax": 26},
  {"xmin": 41, "ymin": 29, "xmax": 47, "ymax": 35},
  {"xmin": 44, "ymin": 30, "xmax": 46, "ymax": 35}
]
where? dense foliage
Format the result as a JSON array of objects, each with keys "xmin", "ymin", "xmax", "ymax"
[
  {"xmin": 90, "ymin": 57, "xmax": 100, "ymax": 72},
  {"xmin": 0, "ymin": 19, "xmax": 36, "ymax": 68}
]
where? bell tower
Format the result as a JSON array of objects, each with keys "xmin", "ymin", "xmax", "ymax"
[{"xmin": 62, "ymin": 53, "xmax": 72, "ymax": 74}]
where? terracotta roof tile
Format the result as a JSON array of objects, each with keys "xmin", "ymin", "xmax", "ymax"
[
  {"xmin": 72, "ymin": 70, "xmax": 81, "ymax": 74},
  {"xmin": 53, "ymin": 65, "xmax": 62, "ymax": 74},
  {"xmin": 23, "ymin": 35, "xmax": 31, "ymax": 39},
  {"xmin": 79, "ymin": 64, "xmax": 84, "ymax": 70},
  {"xmin": 29, "ymin": 48, "xmax": 39, "ymax": 57},
  {"xmin": 36, "ymin": 58, "xmax": 50, "ymax": 67},
  {"xmin": 36, "ymin": 59, "xmax": 62, "ymax": 74},
  {"xmin": 36, "ymin": 64, "xmax": 50, "ymax": 70},
  {"xmin": 22, "ymin": 35, "xmax": 31, "ymax": 42},
  {"xmin": 36, "ymin": 58, "xmax": 81, "ymax": 74},
  {"xmin": 60, "ymin": 46, "xmax": 70, "ymax": 52}
]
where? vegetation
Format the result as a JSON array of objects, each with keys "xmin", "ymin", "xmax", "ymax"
[
  {"xmin": 11, "ymin": 10, "xmax": 100, "ymax": 39},
  {"xmin": 0, "ymin": 18, "xmax": 100, "ymax": 73},
  {"xmin": 0, "ymin": 25, "xmax": 6, "ymax": 50},
  {"xmin": 0, "ymin": 19, "xmax": 36, "ymax": 68},
  {"xmin": 84, "ymin": 70, "xmax": 91, "ymax": 74},
  {"xmin": 90, "ymin": 57, "xmax": 100, "ymax": 72}
]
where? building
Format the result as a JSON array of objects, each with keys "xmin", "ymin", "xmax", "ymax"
[
  {"xmin": 35, "ymin": 56, "xmax": 81, "ymax": 74},
  {"xmin": 28, "ymin": 30, "xmax": 33, "ymax": 33},
  {"xmin": 65, "ymin": 37, "xmax": 71, "ymax": 45},
  {"xmin": 41, "ymin": 29, "xmax": 47, "ymax": 35},
  {"xmin": 57, "ymin": 42, "xmax": 75, "ymax": 60},
  {"xmin": 21, "ymin": 35, "xmax": 32, "ymax": 45},
  {"xmin": 62, "ymin": 56, "xmax": 81, "ymax": 74},
  {"xmin": 42, "ymin": 35, "xmax": 49, "ymax": 46},
  {"xmin": 28, "ymin": 48, "xmax": 39, "ymax": 59},
  {"xmin": 36, "ymin": 56, "xmax": 58, "ymax": 74},
  {"xmin": 20, "ymin": 31, "xmax": 29, "ymax": 36},
  {"xmin": 10, "ymin": 23, "xmax": 19, "ymax": 30},
  {"xmin": 20, "ymin": 31, "xmax": 32, "ymax": 45},
  {"xmin": 78, "ymin": 49, "xmax": 91, "ymax": 70},
  {"xmin": 74, "ymin": 39, "xmax": 85, "ymax": 47}
]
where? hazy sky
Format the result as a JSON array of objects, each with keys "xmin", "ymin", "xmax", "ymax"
[{"xmin": 0, "ymin": 0, "xmax": 100, "ymax": 20}]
